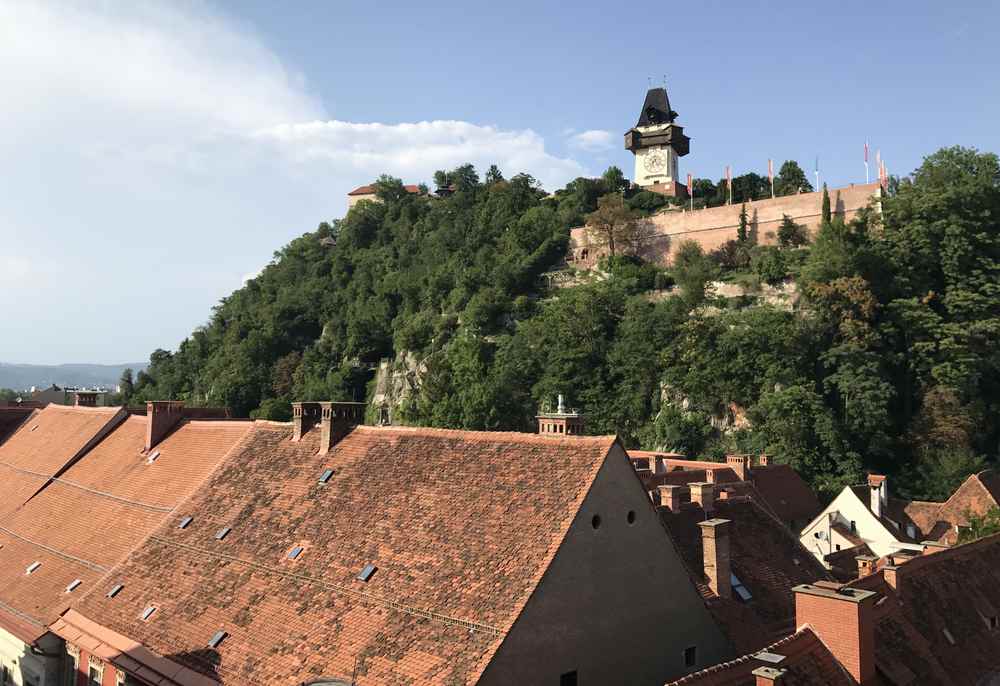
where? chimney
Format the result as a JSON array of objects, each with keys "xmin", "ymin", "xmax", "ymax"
[
  {"xmin": 705, "ymin": 468, "xmax": 717, "ymax": 484},
  {"xmin": 698, "ymin": 518, "xmax": 732, "ymax": 599},
  {"xmin": 648, "ymin": 455, "xmax": 661, "ymax": 474},
  {"xmin": 318, "ymin": 401, "xmax": 365, "ymax": 454},
  {"xmin": 855, "ymin": 554, "xmax": 878, "ymax": 578},
  {"xmin": 758, "ymin": 453, "xmax": 770, "ymax": 467},
  {"xmin": 145, "ymin": 401, "xmax": 184, "ymax": 452},
  {"xmin": 657, "ymin": 485, "xmax": 682, "ymax": 512},
  {"xmin": 74, "ymin": 391, "xmax": 98, "ymax": 408},
  {"xmin": 921, "ymin": 540, "xmax": 949, "ymax": 556},
  {"xmin": 752, "ymin": 667, "xmax": 786, "ymax": 685},
  {"xmin": 725, "ymin": 454, "xmax": 750, "ymax": 480},
  {"xmin": 794, "ymin": 584, "xmax": 877, "ymax": 685},
  {"xmin": 882, "ymin": 564, "xmax": 900, "ymax": 591},
  {"xmin": 291, "ymin": 402, "xmax": 322, "ymax": 441},
  {"xmin": 690, "ymin": 482, "xmax": 715, "ymax": 513},
  {"xmin": 867, "ymin": 475, "xmax": 887, "ymax": 519}
]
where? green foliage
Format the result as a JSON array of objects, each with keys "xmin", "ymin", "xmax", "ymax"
[
  {"xmin": 737, "ymin": 203, "xmax": 749, "ymax": 242},
  {"xmin": 775, "ymin": 160, "xmax": 814, "ymax": 196},
  {"xmin": 777, "ymin": 215, "xmax": 808, "ymax": 247},
  {"xmin": 957, "ymin": 507, "xmax": 1000, "ymax": 544},
  {"xmin": 134, "ymin": 147, "xmax": 1000, "ymax": 502},
  {"xmin": 627, "ymin": 190, "xmax": 669, "ymax": 214},
  {"xmin": 821, "ymin": 184, "xmax": 832, "ymax": 223}
]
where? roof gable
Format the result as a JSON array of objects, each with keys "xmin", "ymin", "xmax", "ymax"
[{"xmin": 69, "ymin": 424, "xmax": 616, "ymax": 685}]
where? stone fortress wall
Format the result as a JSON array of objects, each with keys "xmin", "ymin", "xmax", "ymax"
[{"xmin": 567, "ymin": 182, "xmax": 881, "ymax": 268}]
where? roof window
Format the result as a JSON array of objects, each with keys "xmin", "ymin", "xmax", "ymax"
[
  {"xmin": 141, "ymin": 606, "xmax": 157, "ymax": 621},
  {"xmin": 215, "ymin": 527, "xmax": 231, "ymax": 540},
  {"xmin": 146, "ymin": 451, "xmax": 160, "ymax": 464},
  {"xmin": 288, "ymin": 546, "xmax": 304, "ymax": 560},
  {"xmin": 356, "ymin": 563, "xmax": 377, "ymax": 582},
  {"xmin": 107, "ymin": 583, "xmax": 124, "ymax": 598},
  {"xmin": 731, "ymin": 573, "xmax": 753, "ymax": 602},
  {"xmin": 25, "ymin": 561, "xmax": 40, "ymax": 575},
  {"xmin": 683, "ymin": 645, "xmax": 698, "ymax": 667},
  {"xmin": 178, "ymin": 516, "xmax": 193, "ymax": 529},
  {"xmin": 318, "ymin": 468, "xmax": 334, "ymax": 484},
  {"xmin": 30, "ymin": 424, "xmax": 39, "ymax": 432},
  {"xmin": 66, "ymin": 579, "xmax": 82, "ymax": 593},
  {"xmin": 207, "ymin": 630, "xmax": 228, "ymax": 649},
  {"xmin": 942, "ymin": 627, "xmax": 956, "ymax": 645}
]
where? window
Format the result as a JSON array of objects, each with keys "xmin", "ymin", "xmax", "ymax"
[
  {"xmin": 835, "ymin": 544, "xmax": 842, "ymax": 551},
  {"xmin": 146, "ymin": 451, "xmax": 160, "ymax": 464},
  {"xmin": 288, "ymin": 546, "xmax": 304, "ymax": 560},
  {"xmin": 730, "ymin": 573, "xmax": 753, "ymax": 602},
  {"xmin": 65, "ymin": 645, "xmax": 80, "ymax": 686},
  {"xmin": 141, "ymin": 606, "xmax": 156, "ymax": 621},
  {"xmin": 559, "ymin": 671, "xmax": 577, "ymax": 686},
  {"xmin": 814, "ymin": 532, "xmax": 820, "ymax": 539},
  {"xmin": 626, "ymin": 510, "xmax": 636, "ymax": 525},
  {"xmin": 591, "ymin": 515, "xmax": 602, "ymax": 530},
  {"xmin": 66, "ymin": 579, "xmax": 82, "ymax": 593},
  {"xmin": 215, "ymin": 527, "xmax": 231, "ymax": 540},
  {"xmin": 906, "ymin": 524, "xmax": 916, "ymax": 538},
  {"xmin": 850, "ymin": 520, "xmax": 857, "ymax": 532},
  {"xmin": 318, "ymin": 469, "xmax": 334, "ymax": 484},
  {"xmin": 942, "ymin": 627, "xmax": 956, "ymax": 645},
  {"xmin": 25, "ymin": 561, "xmax": 40, "ymax": 574},
  {"xmin": 107, "ymin": 583, "xmax": 124, "ymax": 598},
  {"xmin": 87, "ymin": 658, "xmax": 103, "ymax": 686},
  {"xmin": 683, "ymin": 645, "xmax": 697, "ymax": 667},
  {"xmin": 178, "ymin": 516, "xmax": 193, "ymax": 529},
  {"xmin": 207, "ymin": 630, "xmax": 228, "ymax": 649},
  {"xmin": 357, "ymin": 563, "xmax": 377, "ymax": 582}
]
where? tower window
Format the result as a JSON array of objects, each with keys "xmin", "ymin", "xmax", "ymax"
[
  {"xmin": 559, "ymin": 671, "xmax": 577, "ymax": 686},
  {"xmin": 684, "ymin": 646, "xmax": 697, "ymax": 667}
]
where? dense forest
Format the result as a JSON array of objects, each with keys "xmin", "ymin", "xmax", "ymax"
[{"xmin": 129, "ymin": 147, "xmax": 1000, "ymax": 501}]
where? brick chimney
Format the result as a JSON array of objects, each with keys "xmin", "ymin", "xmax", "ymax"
[
  {"xmin": 291, "ymin": 402, "xmax": 322, "ymax": 442},
  {"xmin": 74, "ymin": 391, "xmax": 98, "ymax": 407},
  {"xmin": 318, "ymin": 401, "xmax": 365, "ymax": 454},
  {"xmin": 855, "ymin": 554, "xmax": 878, "ymax": 578},
  {"xmin": 726, "ymin": 454, "xmax": 751, "ymax": 481},
  {"xmin": 698, "ymin": 518, "xmax": 732, "ymax": 599},
  {"xmin": 690, "ymin": 482, "xmax": 714, "ymax": 513},
  {"xmin": 794, "ymin": 584, "xmax": 877, "ymax": 685},
  {"xmin": 867, "ymin": 474, "xmax": 887, "ymax": 519},
  {"xmin": 536, "ymin": 394, "xmax": 585, "ymax": 436},
  {"xmin": 882, "ymin": 564, "xmax": 901, "ymax": 592},
  {"xmin": 657, "ymin": 485, "xmax": 682, "ymax": 512},
  {"xmin": 758, "ymin": 453, "xmax": 770, "ymax": 467},
  {"xmin": 752, "ymin": 667, "xmax": 786, "ymax": 685},
  {"xmin": 145, "ymin": 401, "xmax": 184, "ymax": 452}
]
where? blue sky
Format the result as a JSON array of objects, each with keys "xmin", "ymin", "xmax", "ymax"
[{"xmin": 1, "ymin": 0, "xmax": 998, "ymax": 365}]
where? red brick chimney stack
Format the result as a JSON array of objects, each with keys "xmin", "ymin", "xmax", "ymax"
[
  {"xmin": 867, "ymin": 474, "xmax": 887, "ymax": 519},
  {"xmin": 536, "ymin": 394, "xmax": 585, "ymax": 436},
  {"xmin": 752, "ymin": 667, "xmax": 786, "ymax": 685},
  {"xmin": 657, "ymin": 485, "xmax": 682, "ymax": 512},
  {"xmin": 725, "ymin": 454, "xmax": 751, "ymax": 481},
  {"xmin": 698, "ymin": 518, "xmax": 732, "ymax": 599},
  {"xmin": 145, "ymin": 401, "xmax": 185, "ymax": 452},
  {"xmin": 690, "ymin": 482, "xmax": 715, "ymax": 513},
  {"xmin": 758, "ymin": 453, "xmax": 770, "ymax": 467},
  {"xmin": 318, "ymin": 402, "xmax": 365, "ymax": 455},
  {"xmin": 291, "ymin": 402, "xmax": 322, "ymax": 442},
  {"xmin": 794, "ymin": 584, "xmax": 878, "ymax": 685},
  {"xmin": 855, "ymin": 554, "xmax": 878, "ymax": 579}
]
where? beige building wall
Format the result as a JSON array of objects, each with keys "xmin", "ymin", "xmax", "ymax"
[
  {"xmin": 0, "ymin": 628, "xmax": 62, "ymax": 686},
  {"xmin": 568, "ymin": 182, "xmax": 881, "ymax": 267}
]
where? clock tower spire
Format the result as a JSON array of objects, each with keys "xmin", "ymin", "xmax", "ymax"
[{"xmin": 624, "ymin": 86, "xmax": 690, "ymax": 195}]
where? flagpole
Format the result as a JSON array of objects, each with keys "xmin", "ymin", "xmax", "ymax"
[
  {"xmin": 814, "ymin": 156, "xmax": 819, "ymax": 193},
  {"xmin": 768, "ymin": 159, "xmax": 774, "ymax": 199}
]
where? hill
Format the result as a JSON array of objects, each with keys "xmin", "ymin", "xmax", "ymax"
[
  {"xmin": 0, "ymin": 362, "xmax": 145, "ymax": 391},
  {"xmin": 130, "ymin": 148, "xmax": 1000, "ymax": 501}
]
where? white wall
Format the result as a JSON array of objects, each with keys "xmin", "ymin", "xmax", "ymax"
[
  {"xmin": 799, "ymin": 487, "xmax": 903, "ymax": 565},
  {"xmin": 0, "ymin": 627, "xmax": 61, "ymax": 686}
]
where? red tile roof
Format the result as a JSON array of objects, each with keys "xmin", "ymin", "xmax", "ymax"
[
  {"xmin": 66, "ymin": 424, "xmax": 618, "ymax": 685},
  {"xmin": 748, "ymin": 465, "xmax": 821, "ymax": 528},
  {"xmin": 0, "ymin": 404, "xmax": 123, "ymax": 519},
  {"xmin": 347, "ymin": 183, "xmax": 422, "ymax": 196},
  {"xmin": 0, "ymin": 415, "xmax": 251, "ymax": 636},
  {"xmin": 660, "ymin": 498, "xmax": 831, "ymax": 654},
  {"xmin": 921, "ymin": 470, "xmax": 1000, "ymax": 544},
  {"xmin": 665, "ymin": 628, "xmax": 853, "ymax": 686},
  {"xmin": 845, "ymin": 532, "xmax": 1000, "ymax": 684}
]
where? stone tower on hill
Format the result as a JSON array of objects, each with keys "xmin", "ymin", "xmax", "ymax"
[{"xmin": 625, "ymin": 87, "xmax": 690, "ymax": 196}]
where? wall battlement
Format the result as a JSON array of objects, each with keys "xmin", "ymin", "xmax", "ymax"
[{"xmin": 567, "ymin": 182, "xmax": 881, "ymax": 267}]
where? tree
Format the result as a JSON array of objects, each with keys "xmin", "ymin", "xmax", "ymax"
[
  {"xmin": 601, "ymin": 166, "xmax": 628, "ymax": 194},
  {"xmin": 777, "ymin": 215, "xmax": 808, "ymax": 247},
  {"xmin": 737, "ymin": 203, "xmax": 749, "ymax": 243},
  {"xmin": 585, "ymin": 193, "xmax": 647, "ymax": 257},
  {"xmin": 821, "ymin": 184, "xmax": 831, "ymax": 223},
  {"xmin": 485, "ymin": 165, "xmax": 504, "ymax": 185},
  {"xmin": 119, "ymin": 368, "xmax": 135, "ymax": 405},
  {"xmin": 774, "ymin": 160, "xmax": 813, "ymax": 196},
  {"xmin": 672, "ymin": 241, "xmax": 718, "ymax": 306},
  {"xmin": 958, "ymin": 507, "xmax": 1000, "ymax": 544}
]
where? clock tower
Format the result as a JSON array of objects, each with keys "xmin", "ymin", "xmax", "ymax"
[{"xmin": 624, "ymin": 87, "xmax": 690, "ymax": 195}]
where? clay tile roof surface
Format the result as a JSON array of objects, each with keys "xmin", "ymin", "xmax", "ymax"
[
  {"xmin": 922, "ymin": 469, "xmax": 1000, "ymax": 545},
  {"xmin": 845, "ymin": 531, "xmax": 1000, "ymax": 684},
  {"xmin": 348, "ymin": 184, "xmax": 421, "ymax": 196},
  {"xmin": 0, "ymin": 404, "xmax": 122, "ymax": 520},
  {"xmin": 748, "ymin": 465, "xmax": 821, "ymax": 527},
  {"xmin": 0, "ymin": 415, "xmax": 251, "ymax": 635},
  {"xmin": 660, "ymin": 498, "xmax": 831, "ymax": 654},
  {"xmin": 67, "ymin": 424, "xmax": 617, "ymax": 685},
  {"xmin": 664, "ymin": 628, "xmax": 853, "ymax": 686}
]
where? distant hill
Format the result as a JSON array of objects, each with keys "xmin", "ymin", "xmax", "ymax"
[{"xmin": 0, "ymin": 362, "xmax": 146, "ymax": 391}]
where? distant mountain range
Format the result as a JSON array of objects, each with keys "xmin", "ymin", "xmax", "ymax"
[{"xmin": 0, "ymin": 362, "xmax": 147, "ymax": 391}]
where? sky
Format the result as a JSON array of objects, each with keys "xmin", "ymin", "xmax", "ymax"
[{"xmin": 1, "ymin": 0, "xmax": 998, "ymax": 365}]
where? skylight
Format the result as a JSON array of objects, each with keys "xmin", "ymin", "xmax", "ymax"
[
  {"xmin": 288, "ymin": 546, "xmax": 304, "ymax": 560},
  {"xmin": 730, "ymin": 573, "xmax": 753, "ymax": 602},
  {"xmin": 178, "ymin": 516, "xmax": 193, "ymax": 529},
  {"xmin": 107, "ymin": 583, "xmax": 124, "ymax": 598},
  {"xmin": 357, "ymin": 563, "xmax": 377, "ymax": 582},
  {"xmin": 146, "ymin": 450, "xmax": 160, "ymax": 464},
  {"xmin": 215, "ymin": 527, "xmax": 231, "ymax": 540},
  {"xmin": 318, "ymin": 468, "xmax": 334, "ymax": 484},
  {"xmin": 25, "ymin": 561, "xmax": 40, "ymax": 575},
  {"xmin": 207, "ymin": 630, "xmax": 228, "ymax": 649},
  {"xmin": 942, "ymin": 627, "xmax": 956, "ymax": 645},
  {"xmin": 141, "ymin": 606, "xmax": 157, "ymax": 621},
  {"xmin": 30, "ymin": 425, "xmax": 39, "ymax": 432},
  {"xmin": 65, "ymin": 579, "xmax": 82, "ymax": 593}
]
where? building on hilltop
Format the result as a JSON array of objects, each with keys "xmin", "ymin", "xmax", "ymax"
[
  {"xmin": 53, "ymin": 401, "xmax": 733, "ymax": 686},
  {"xmin": 346, "ymin": 182, "xmax": 423, "ymax": 209},
  {"xmin": 625, "ymin": 87, "xmax": 691, "ymax": 197},
  {"xmin": 0, "ymin": 401, "xmax": 249, "ymax": 686}
]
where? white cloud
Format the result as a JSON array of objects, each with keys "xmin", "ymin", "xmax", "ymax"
[
  {"xmin": 0, "ymin": 0, "xmax": 592, "ymax": 364},
  {"xmin": 567, "ymin": 129, "xmax": 616, "ymax": 152}
]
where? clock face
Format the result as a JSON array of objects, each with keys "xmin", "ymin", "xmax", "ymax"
[{"xmin": 644, "ymin": 149, "xmax": 667, "ymax": 174}]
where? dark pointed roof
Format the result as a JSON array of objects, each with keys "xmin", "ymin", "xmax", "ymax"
[{"xmin": 636, "ymin": 87, "xmax": 678, "ymax": 126}]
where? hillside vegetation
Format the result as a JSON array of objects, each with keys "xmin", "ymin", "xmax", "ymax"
[{"xmin": 132, "ymin": 148, "xmax": 1000, "ymax": 500}]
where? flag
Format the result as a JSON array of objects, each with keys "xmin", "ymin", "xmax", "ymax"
[
  {"xmin": 768, "ymin": 159, "xmax": 774, "ymax": 183},
  {"xmin": 726, "ymin": 165, "xmax": 732, "ymax": 186},
  {"xmin": 687, "ymin": 172, "xmax": 693, "ymax": 195},
  {"xmin": 814, "ymin": 156, "xmax": 819, "ymax": 173},
  {"xmin": 864, "ymin": 141, "xmax": 869, "ymax": 163}
]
